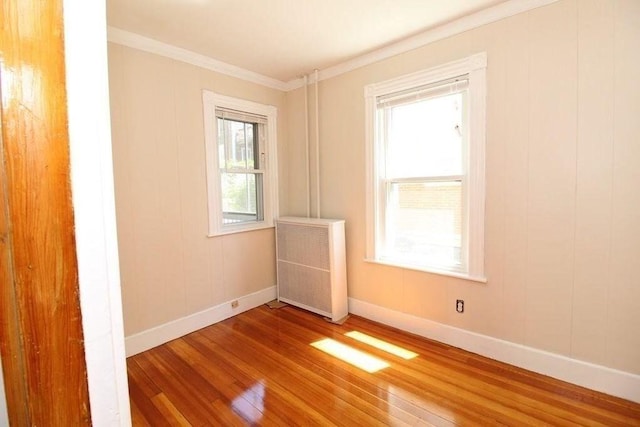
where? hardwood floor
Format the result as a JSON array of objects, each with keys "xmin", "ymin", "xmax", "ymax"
[{"xmin": 127, "ymin": 305, "xmax": 640, "ymax": 426}]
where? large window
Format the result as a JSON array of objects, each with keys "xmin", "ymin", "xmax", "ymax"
[
  {"xmin": 203, "ymin": 91, "xmax": 278, "ymax": 236},
  {"xmin": 365, "ymin": 53, "xmax": 486, "ymax": 281}
]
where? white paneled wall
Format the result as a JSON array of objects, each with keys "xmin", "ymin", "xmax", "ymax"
[
  {"xmin": 286, "ymin": 0, "xmax": 640, "ymax": 375},
  {"xmin": 524, "ymin": 0, "xmax": 577, "ymax": 355},
  {"xmin": 108, "ymin": 45, "xmax": 287, "ymax": 336}
]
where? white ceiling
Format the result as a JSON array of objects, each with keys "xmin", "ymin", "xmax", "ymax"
[{"xmin": 107, "ymin": 0, "xmax": 505, "ymax": 83}]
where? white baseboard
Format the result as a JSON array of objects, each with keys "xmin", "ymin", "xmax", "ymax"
[
  {"xmin": 349, "ymin": 298, "xmax": 640, "ymax": 404},
  {"xmin": 125, "ymin": 286, "xmax": 277, "ymax": 357}
]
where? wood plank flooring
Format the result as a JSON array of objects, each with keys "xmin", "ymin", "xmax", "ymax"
[{"xmin": 127, "ymin": 304, "xmax": 640, "ymax": 426}]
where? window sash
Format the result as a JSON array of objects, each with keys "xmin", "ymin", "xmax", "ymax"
[
  {"xmin": 217, "ymin": 117, "xmax": 263, "ymax": 171},
  {"xmin": 215, "ymin": 107, "xmax": 267, "ymax": 125},
  {"xmin": 221, "ymin": 171, "xmax": 264, "ymax": 224},
  {"xmin": 378, "ymin": 90, "xmax": 468, "ymax": 181},
  {"xmin": 380, "ymin": 176, "xmax": 466, "ymax": 272},
  {"xmin": 376, "ymin": 76, "xmax": 469, "ymax": 110}
]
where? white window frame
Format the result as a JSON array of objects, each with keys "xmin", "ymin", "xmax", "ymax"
[
  {"xmin": 203, "ymin": 91, "xmax": 278, "ymax": 236},
  {"xmin": 364, "ymin": 53, "xmax": 487, "ymax": 282}
]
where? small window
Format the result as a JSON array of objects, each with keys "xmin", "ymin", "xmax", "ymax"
[
  {"xmin": 365, "ymin": 53, "xmax": 487, "ymax": 281},
  {"xmin": 203, "ymin": 92, "xmax": 278, "ymax": 236}
]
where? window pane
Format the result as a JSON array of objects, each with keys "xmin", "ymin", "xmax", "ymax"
[
  {"xmin": 385, "ymin": 92, "xmax": 464, "ymax": 178},
  {"xmin": 221, "ymin": 172, "xmax": 263, "ymax": 224},
  {"xmin": 217, "ymin": 118, "xmax": 257, "ymax": 170},
  {"xmin": 384, "ymin": 181, "xmax": 462, "ymax": 270}
]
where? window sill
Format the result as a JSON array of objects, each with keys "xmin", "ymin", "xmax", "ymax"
[
  {"xmin": 364, "ymin": 258, "xmax": 487, "ymax": 284},
  {"xmin": 207, "ymin": 223, "xmax": 274, "ymax": 237}
]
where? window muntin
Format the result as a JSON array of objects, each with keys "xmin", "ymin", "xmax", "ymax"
[
  {"xmin": 203, "ymin": 92, "xmax": 278, "ymax": 236},
  {"xmin": 365, "ymin": 53, "xmax": 486, "ymax": 281}
]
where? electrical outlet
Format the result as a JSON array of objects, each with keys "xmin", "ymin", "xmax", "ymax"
[
  {"xmin": 456, "ymin": 299, "xmax": 464, "ymax": 313},
  {"xmin": 231, "ymin": 300, "xmax": 239, "ymax": 309}
]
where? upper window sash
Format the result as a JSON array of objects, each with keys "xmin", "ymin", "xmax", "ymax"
[
  {"xmin": 378, "ymin": 89, "xmax": 468, "ymax": 181},
  {"xmin": 216, "ymin": 107, "xmax": 268, "ymax": 125},
  {"xmin": 376, "ymin": 77, "xmax": 469, "ymax": 109}
]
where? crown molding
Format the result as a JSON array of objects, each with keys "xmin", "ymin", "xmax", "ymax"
[
  {"xmin": 107, "ymin": 27, "xmax": 291, "ymax": 91},
  {"xmin": 107, "ymin": 0, "xmax": 558, "ymax": 93},
  {"xmin": 286, "ymin": 0, "xmax": 559, "ymax": 90}
]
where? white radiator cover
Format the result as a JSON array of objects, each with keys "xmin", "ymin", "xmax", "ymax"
[{"xmin": 276, "ymin": 217, "xmax": 348, "ymax": 322}]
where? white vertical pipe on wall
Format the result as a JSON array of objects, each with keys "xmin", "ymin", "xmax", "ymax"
[
  {"xmin": 314, "ymin": 69, "xmax": 321, "ymax": 218},
  {"xmin": 304, "ymin": 75, "xmax": 310, "ymax": 218}
]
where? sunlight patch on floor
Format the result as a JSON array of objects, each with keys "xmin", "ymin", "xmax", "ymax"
[
  {"xmin": 345, "ymin": 331, "xmax": 419, "ymax": 360},
  {"xmin": 311, "ymin": 338, "xmax": 390, "ymax": 373}
]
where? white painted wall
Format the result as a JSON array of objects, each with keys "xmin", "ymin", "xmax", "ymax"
[{"xmin": 63, "ymin": 0, "xmax": 131, "ymax": 425}]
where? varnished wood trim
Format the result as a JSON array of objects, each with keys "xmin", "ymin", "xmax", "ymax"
[
  {"xmin": 0, "ymin": 0, "xmax": 91, "ymax": 424},
  {"xmin": 0, "ymin": 69, "xmax": 30, "ymax": 427}
]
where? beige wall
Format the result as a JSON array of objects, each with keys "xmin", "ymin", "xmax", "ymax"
[
  {"xmin": 285, "ymin": 0, "xmax": 640, "ymax": 374},
  {"xmin": 108, "ymin": 44, "xmax": 288, "ymax": 336},
  {"xmin": 109, "ymin": 0, "xmax": 640, "ymax": 376}
]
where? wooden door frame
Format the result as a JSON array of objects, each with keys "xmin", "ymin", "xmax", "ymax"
[
  {"xmin": 1, "ymin": 0, "xmax": 130, "ymax": 424},
  {"xmin": 0, "ymin": 0, "xmax": 91, "ymax": 423}
]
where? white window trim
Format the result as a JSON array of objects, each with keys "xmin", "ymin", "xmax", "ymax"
[
  {"xmin": 364, "ymin": 52, "xmax": 487, "ymax": 282},
  {"xmin": 202, "ymin": 91, "xmax": 278, "ymax": 236}
]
